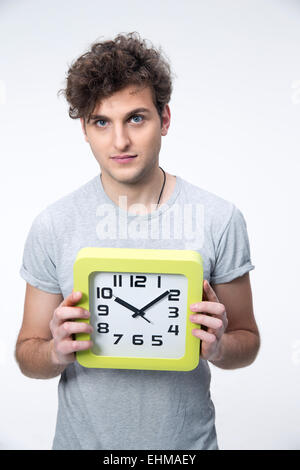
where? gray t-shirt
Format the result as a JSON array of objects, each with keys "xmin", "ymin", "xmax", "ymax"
[{"xmin": 19, "ymin": 174, "xmax": 254, "ymax": 450}]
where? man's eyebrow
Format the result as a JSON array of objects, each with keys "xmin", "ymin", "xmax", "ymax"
[{"xmin": 89, "ymin": 107, "xmax": 151, "ymax": 121}]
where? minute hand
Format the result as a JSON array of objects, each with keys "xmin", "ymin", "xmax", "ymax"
[
  {"xmin": 132, "ymin": 290, "xmax": 170, "ymax": 318},
  {"xmin": 113, "ymin": 296, "xmax": 151, "ymax": 324}
]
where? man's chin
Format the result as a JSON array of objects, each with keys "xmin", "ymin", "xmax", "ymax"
[{"xmin": 108, "ymin": 167, "xmax": 150, "ymax": 185}]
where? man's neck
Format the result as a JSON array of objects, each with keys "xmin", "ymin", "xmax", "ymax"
[{"xmin": 100, "ymin": 167, "xmax": 176, "ymax": 215}]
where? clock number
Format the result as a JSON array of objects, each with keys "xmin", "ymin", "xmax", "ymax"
[
  {"xmin": 97, "ymin": 287, "xmax": 113, "ymax": 299},
  {"xmin": 113, "ymin": 274, "xmax": 122, "ymax": 287},
  {"xmin": 168, "ymin": 325, "xmax": 179, "ymax": 336},
  {"xmin": 152, "ymin": 335, "xmax": 163, "ymax": 346},
  {"xmin": 97, "ymin": 304, "xmax": 109, "ymax": 315},
  {"xmin": 97, "ymin": 323, "xmax": 109, "ymax": 333},
  {"xmin": 113, "ymin": 334, "xmax": 123, "ymax": 344},
  {"xmin": 130, "ymin": 275, "xmax": 147, "ymax": 287},
  {"xmin": 157, "ymin": 275, "xmax": 161, "ymax": 288},
  {"xmin": 132, "ymin": 334, "xmax": 144, "ymax": 345},
  {"xmin": 168, "ymin": 289, "xmax": 180, "ymax": 301},
  {"xmin": 168, "ymin": 306, "xmax": 179, "ymax": 318}
]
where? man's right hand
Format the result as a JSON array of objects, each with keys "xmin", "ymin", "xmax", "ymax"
[{"xmin": 49, "ymin": 290, "xmax": 93, "ymax": 365}]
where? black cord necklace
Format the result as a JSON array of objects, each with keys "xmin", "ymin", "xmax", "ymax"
[{"xmin": 156, "ymin": 166, "xmax": 166, "ymax": 209}]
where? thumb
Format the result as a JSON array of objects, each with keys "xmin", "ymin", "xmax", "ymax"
[
  {"xmin": 203, "ymin": 280, "xmax": 220, "ymax": 303},
  {"xmin": 60, "ymin": 290, "xmax": 82, "ymax": 307}
]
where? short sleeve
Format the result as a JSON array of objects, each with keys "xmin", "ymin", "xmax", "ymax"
[
  {"xmin": 19, "ymin": 210, "xmax": 62, "ymax": 294},
  {"xmin": 210, "ymin": 205, "xmax": 255, "ymax": 284}
]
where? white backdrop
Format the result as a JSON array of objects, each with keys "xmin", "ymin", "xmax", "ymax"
[{"xmin": 0, "ymin": 0, "xmax": 299, "ymax": 450}]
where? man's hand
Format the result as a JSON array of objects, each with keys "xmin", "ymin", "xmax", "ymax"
[
  {"xmin": 189, "ymin": 280, "xmax": 228, "ymax": 361},
  {"xmin": 49, "ymin": 290, "xmax": 93, "ymax": 365}
]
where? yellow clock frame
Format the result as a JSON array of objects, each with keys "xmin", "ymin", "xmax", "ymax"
[{"xmin": 74, "ymin": 247, "xmax": 203, "ymax": 371}]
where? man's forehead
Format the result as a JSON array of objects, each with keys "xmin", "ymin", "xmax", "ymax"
[{"xmin": 92, "ymin": 85, "xmax": 154, "ymax": 114}]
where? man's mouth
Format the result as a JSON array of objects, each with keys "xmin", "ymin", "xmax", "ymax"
[{"xmin": 111, "ymin": 155, "xmax": 137, "ymax": 163}]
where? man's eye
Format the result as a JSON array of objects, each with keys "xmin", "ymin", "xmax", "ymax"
[
  {"xmin": 94, "ymin": 115, "xmax": 143, "ymax": 128},
  {"xmin": 130, "ymin": 115, "xmax": 143, "ymax": 123},
  {"xmin": 95, "ymin": 120, "xmax": 107, "ymax": 127}
]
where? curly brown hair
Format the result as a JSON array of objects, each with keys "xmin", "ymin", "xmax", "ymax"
[{"xmin": 57, "ymin": 32, "xmax": 174, "ymax": 127}]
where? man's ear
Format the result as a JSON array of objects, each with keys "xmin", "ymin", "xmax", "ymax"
[
  {"xmin": 161, "ymin": 104, "xmax": 171, "ymax": 137},
  {"xmin": 80, "ymin": 117, "xmax": 89, "ymax": 142}
]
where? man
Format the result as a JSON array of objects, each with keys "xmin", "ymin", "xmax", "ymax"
[{"xmin": 15, "ymin": 32, "xmax": 260, "ymax": 450}]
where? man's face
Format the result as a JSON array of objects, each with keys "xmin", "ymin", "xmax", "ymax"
[{"xmin": 80, "ymin": 85, "xmax": 170, "ymax": 185}]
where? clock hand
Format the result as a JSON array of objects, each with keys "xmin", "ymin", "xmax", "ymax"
[
  {"xmin": 112, "ymin": 295, "xmax": 153, "ymax": 324},
  {"xmin": 132, "ymin": 290, "xmax": 170, "ymax": 318}
]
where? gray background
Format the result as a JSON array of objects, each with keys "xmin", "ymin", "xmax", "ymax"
[{"xmin": 0, "ymin": 0, "xmax": 299, "ymax": 449}]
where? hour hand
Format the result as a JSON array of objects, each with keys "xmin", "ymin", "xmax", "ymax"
[
  {"xmin": 132, "ymin": 290, "xmax": 170, "ymax": 318},
  {"xmin": 112, "ymin": 295, "xmax": 152, "ymax": 324}
]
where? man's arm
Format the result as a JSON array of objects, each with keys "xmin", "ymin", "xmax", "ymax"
[
  {"xmin": 189, "ymin": 273, "xmax": 260, "ymax": 370},
  {"xmin": 15, "ymin": 283, "xmax": 93, "ymax": 379}
]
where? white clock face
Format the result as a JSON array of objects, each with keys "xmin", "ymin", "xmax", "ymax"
[{"xmin": 88, "ymin": 272, "xmax": 188, "ymax": 359}]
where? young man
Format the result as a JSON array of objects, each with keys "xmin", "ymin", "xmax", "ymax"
[{"xmin": 16, "ymin": 32, "xmax": 260, "ymax": 450}]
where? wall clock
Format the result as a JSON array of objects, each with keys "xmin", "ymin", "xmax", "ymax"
[{"xmin": 74, "ymin": 247, "xmax": 203, "ymax": 371}]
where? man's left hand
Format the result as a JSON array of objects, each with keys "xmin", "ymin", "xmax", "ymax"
[{"xmin": 189, "ymin": 280, "xmax": 228, "ymax": 361}]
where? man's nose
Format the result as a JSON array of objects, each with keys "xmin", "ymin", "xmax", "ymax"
[{"xmin": 112, "ymin": 125, "xmax": 131, "ymax": 151}]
